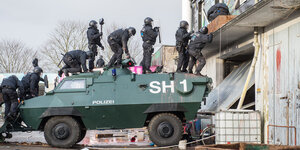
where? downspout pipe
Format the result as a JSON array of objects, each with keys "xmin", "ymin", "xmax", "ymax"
[{"xmin": 237, "ymin": 27, "xmax": 260, "ymax": 109}]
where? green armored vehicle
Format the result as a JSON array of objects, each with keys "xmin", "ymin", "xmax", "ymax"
[{"xmin": 0, "ymin": 60, "xmax": 211, "ymax": 148}]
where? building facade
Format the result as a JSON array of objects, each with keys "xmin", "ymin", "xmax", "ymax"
[{"xmin": 192, "ymin": 0, "xmax": 300, "ymax": 145}]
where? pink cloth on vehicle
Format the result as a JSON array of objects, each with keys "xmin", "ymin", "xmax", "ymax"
[
  {"xmin": 129, "ymin": 66, "xmax": 143, "ymax": 74},
  {"xmin": 129, "ymin": 66, "xmax": 158, "ymax": 74}
]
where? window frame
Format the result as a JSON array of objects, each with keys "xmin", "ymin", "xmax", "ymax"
[{"xmin": 55, "ymin": 78, "xmax": 87, "ymax": 93}]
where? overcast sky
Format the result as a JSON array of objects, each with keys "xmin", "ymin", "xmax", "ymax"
[{"xmin": 0, "ymin": 0, "xmax": 182, "ymax": 49}]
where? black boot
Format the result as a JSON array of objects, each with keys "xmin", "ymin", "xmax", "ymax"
[{"xmin": 181, "ymin": 69, "xmax": 188, "ymax": 73}]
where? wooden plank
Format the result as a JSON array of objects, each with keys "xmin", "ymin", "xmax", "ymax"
[{"xmin": 207, "ymin": 15, "xmax": 236, "ymax": 33}]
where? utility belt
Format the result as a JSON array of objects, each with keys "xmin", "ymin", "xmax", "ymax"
[
  {"xmin": 144, "ymin": 40, "xmax": 155, "ymax": 45},
  {"xmin": 88, "ymin": 42, "xmax": 97, "ymax": 45},
  {"xmin": 176, "ymin": 42, "xmax": 187, "ymax": 52}
]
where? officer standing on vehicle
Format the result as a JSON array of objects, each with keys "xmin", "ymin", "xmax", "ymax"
[
  {"xmin": 175, "ymin": 20, "xmax": 194, "ymax": 73},
  {"xmin": 87, "ymin": 20, "xmax": 104, "ymax": 72},
  {"xmin": 106, "ymin": 27, "xmax": 136, "ymax": 68},
  {"xmin": 188, "ymin": 27, "xmax": 213, "ymax": 76},
  {"xmin": 140, "ymin": 17, "xmax": 159, "ymax": 74},
  {"xmin": 58, "ymin": 50, "xmax": 93, "ymax": 77},
  {"xmin": 96, "ymin": 55, "xmax": 105, "ymax": 68},
  {"xmin": 22, "ymin": 67, "xmax": 43, "ymax": 99},
  {"xmin": 1, "ymin": 75, "xmax": 24, "ymax": 118}
]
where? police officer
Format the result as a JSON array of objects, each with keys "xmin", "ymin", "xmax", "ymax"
[
  {"xmin": 175, "ymin": 20, "xmax": 194, "ymax": 73},
  {"xmin": 106, "ymin": 27, "xmax": 136, "ymax": 68},
  {"xmin": 87, "ymin": 20, "xmax": 104, "ymax": 71},
  {"xmin": 58, "ymin": 50, "xmax": 93, "ymax": 76},
  {"xmin": 22, "ymin": 67, "xmax": 43, "ymax": 99},
  {"xmin": 188, "ymin": 27, "xmax": 213, "ymax": 76},
  {"xmin": 140, "ymin": 17, "xmax": 159, "ymax": 74},
  {"xmin": 1, "ymin": 75, "xmax": 24, "ymax": 118},
  {"xmin": 32, "ymin": 58, "xmax": 45, "ymax": 82},
  {"xmin": 96, "ymin": 55, "xmax": 105, "ymax": 68}
]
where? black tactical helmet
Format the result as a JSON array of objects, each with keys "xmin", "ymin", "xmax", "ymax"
[
  {"xmin": 32, "ymin": 58, "xmax": 38, "ymax": 67},
  {"xmin": 128, "ymin": 27, "xmax": 136, "ymax": 36},
  {"xmin": 89, "ymin": 20, "xmax": 97, "ymax": 28},
  {"xmin": 33, "ymin": 66, "xmax": 43, "ymax": 75},
  {"xmin": 180, "ymin": 20, "xmax": 189, "ymax": 29},
  {"xmin": 86, "ymin": 51, "xmax": 94, "ymax": 59},
  {"xmin": 199, "ymin": 26, "xmax": 208, "ymax": 34},
  {"xmin": 144, "ymin": 17, "xmax": 153, "ymax": 25}
]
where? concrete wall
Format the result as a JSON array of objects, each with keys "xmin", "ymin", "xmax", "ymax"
[
  {"xmin": 201, "ymin": 53, "xmax": 224, "ymax": 87},
  {"xmin": 255, "ymin": 11, "xmax": 300, "ymax": 145}
]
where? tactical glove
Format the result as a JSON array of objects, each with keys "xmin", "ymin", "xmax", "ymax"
[
  {"xmin": 189, "ymin": 30, "xmax": 194, "ymax": 34},
  {"xmin": 154, "ymin": 27, "xmax": 160, "ymax": 32}
]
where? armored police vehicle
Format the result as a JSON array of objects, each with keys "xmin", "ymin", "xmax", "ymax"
[{"xmin": 0, "ymin": 59, "xmax": 211, "ymax": 148}]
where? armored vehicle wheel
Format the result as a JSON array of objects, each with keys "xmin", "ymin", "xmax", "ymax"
[
  {"xmin": 44, "ymin": 116, "xmax": 80, "ymax": 148},
  {"xmin": 148, "ymin": 113, "xmax": 183, "ymax": 146},
  {"xmin": 76, "ymin": 129, "xmax": 86, "ymax": 143}
]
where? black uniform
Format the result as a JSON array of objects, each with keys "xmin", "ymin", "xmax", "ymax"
[
  {"xmin": 96, "ymin": 58, "xmax": 105, "ymax": 68},
  {"xmin": 188, "ymin": 32, "xmax": 213, "ymax": 74},
  {"xmin": 175, "ymin": 27, "xmax": 192, "ymax": 72},
  {"xmin": 140, "ymin": 25, "xmax": 158, "ymax": 73},
  {"xmin": 21, "ymin": 73, "xmax": 40, "ymax": 99},
  {"xmin": 60, "ymin": 50, "xmax": 88, "ymax": 76},
  {"xmin": 1, "ymin": 75, "xmax": 24, "ymax": 117},
  {"xmin": 87, "ymin": 26, "xmax": 104, "ymax": 70},
  {"xmin": 32, "ymin": 59, "xmax": 44, "ymax": 82},
  {"xmin": 107, "ymin": 29, "xmax": 130, "ymax": 68}
]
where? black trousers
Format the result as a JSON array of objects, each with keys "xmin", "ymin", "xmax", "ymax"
[
  {"xmin": 188, "ymin": 49, "xmax": 206, "ymax": 74},
  {"xmin": 2, "ymin": 88, "xmax": 18, "ymax": 117},
  {"xmin": 176, "ymin": 46, "xmax": 189, "ymax": 72},
  {"xmin": 107, "ymin": 40, "xmax": 123, "ymax": 68},
  {"xmin": 62, "ymin": 55, "xmax": 82, "ymax": 76},
  {"xmin": 88, "ymin": 44, "xmax": 97, "ymax": 70},
  {"xmin": 63, "ymin": 65, "xmax": 81, "ymax": 76},
  {"xmin": 140, "ymin": 42, "xmax": 154, "ymax": 73}
]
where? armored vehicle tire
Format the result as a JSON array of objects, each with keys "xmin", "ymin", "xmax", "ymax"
[
  {"xmin": 76, "ymin": 129, "xmax": 86, "ymax": 143},
  {"xmin": 44, "ymin": 116, "xmax": 80, "ymax": 148},
  {"xmin": 148, "ymin": 113, "xmax": 183, "ymax": 146}
]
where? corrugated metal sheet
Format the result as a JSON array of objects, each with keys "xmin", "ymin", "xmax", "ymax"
[{"xmin": 201, "ymin": 60, "xmax": 254, "ymax": 111}]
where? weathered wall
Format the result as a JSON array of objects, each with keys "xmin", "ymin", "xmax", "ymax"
[
  {"xmin": 256, "ymin": 11, "xmax": 300, "ymax": 145},
  {"xmin": 201, "ymin": 53, "xmax": 224, "ymax": 87},
  {"xmin": 152, "ymin": 45, "xmax": 177, "ymax": 73}
]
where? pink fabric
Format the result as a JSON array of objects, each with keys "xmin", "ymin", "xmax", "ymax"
[
  {"xmin": 129, "ymin": 66, "xmax": 158, "ymax": 74},
  {"xmin": 129, "ymin": 66, "xmax": 143, "ymax": 74},
  {"xmin": 59, "ymin": 73, "xmax": 66, "ymax": 82},
  {"xmin": 150, "ymin": 66, "xmax": 158, "ymax": 72}
]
